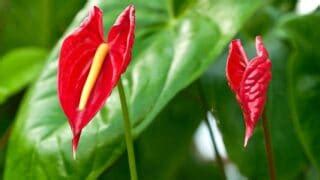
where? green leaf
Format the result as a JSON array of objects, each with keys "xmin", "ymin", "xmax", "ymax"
[
  {"xmin": 0, "ymin": 0, "xmax": 86, "ymax": 53},
  {"xmin": 171, "ymin": 148, "xmax": 223, "ymax": 180},
  {"xmin": 201, "ymin": 36, "xmax": 308, "ymax": 179},
  {"xmin": 5, "ymin": 0, "xmax": 263, "ymax": 179},
  {"xmin": 271, "ymin": 0, "xmax": 298, "ymax": 12},
  {"xmin": 279, "ymin": 12, "xmax": 320, "ymax": 173},
  {"xmin": 241, "ymin": 6, "xmax": 282, "ymax": 39},
  {"xmin": 0, "ymin": 47, "xmax": 48, "ymax": 104},
  {"xmin": 101, "ymin": 84, "xmax": 214, "ymax": 179}
]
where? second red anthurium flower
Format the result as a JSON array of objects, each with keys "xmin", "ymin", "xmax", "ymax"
[
  {"xmin": 58, "ymin": 5, "xmax": 135, "ymax": 156},
  {"xmin": 226, "ymin": 36, "xmax": 271, "ymax": 147}
]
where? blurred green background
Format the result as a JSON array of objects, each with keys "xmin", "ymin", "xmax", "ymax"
[{"xmin": 1, "ymin": 0, "xmax": 320, "ymax": 179}]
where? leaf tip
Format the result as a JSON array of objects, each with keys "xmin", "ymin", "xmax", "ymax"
[
  {"xmin": 243, "ymin": 136, "xmax": 249, "ymax": 148},
  {"xmin": 73, "ymin": 148, "xmax": 77, "ymax": 160},
  {"xmin": 72, "ymin": 132, "xmax": 81, "ymax": 159},
  {"xmin": 244, "ymin": 126, "xmax": 253, "ymax": 147}
]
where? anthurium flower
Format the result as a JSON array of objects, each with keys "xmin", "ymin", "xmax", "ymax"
[
  {"xmin": 57, "ymin": 5, "xmax": 135, "ymax": 156},
  {"xmin": 226, "ymin": 36, "xmax": 271, "ymax": 147}
]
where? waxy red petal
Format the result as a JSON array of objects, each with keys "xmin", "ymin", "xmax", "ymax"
[
  {"xmin": 58, "ymin": 5, "xmax": 136, "ymax": 154},
  {"xmin": 226, "ymin": 40, "xmax": 248, "ymax": 93},
  {"xmin": 226, "ymin": 36, "xmax": 271, "ymax": 147},
  {"xmin": 108, "ymin": 5, "xmax": 135, "ymax": 82}
]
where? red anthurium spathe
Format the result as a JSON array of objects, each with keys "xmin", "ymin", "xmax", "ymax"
[
  {"xmin": 58, "ymin": 5, "xmax": 135, "ymax": 157},
  {"xmin": 226, "ymin": 36, "xmax": 272, "ymax": 147}
]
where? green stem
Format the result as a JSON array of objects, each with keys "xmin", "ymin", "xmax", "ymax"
[
  {"xmin": 118, "ymin": 78, "xmax": 138, "ymax": 180},
  {"xmin": 197, "ymin": 81, "xmax": 226, "ymax": 180},
  {"xmin": 167, "ymin": 0, "xmax": 174, "ymax": 19},
  {"xmin": 262, "ymin": 110, "xmax": 276, "ymax": 180},
  {"xmin": 204, "ymin": 117, "xmax": 227, "ymax": 180}
]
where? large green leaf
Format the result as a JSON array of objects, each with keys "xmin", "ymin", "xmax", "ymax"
[
  {"xmin": 4, "ymin": 0, "xmax": 263, "ymax": 179},
  {"xmin": 0, "ymin": 94, "xmax": 23, "ymax": 178},
  {"xmin": 271, "ymin": 0, "xmax": 297, "ymax": 12},
  {"xmin": 279, "ymin": 12, "xmax": 320, "ymax": 173},
  {"xmin": 171, "ymin": 147, "xmax": 223, "ymax": 180},
  {"xmin": 101, "ymin": 84, "xmax": 217, "ymax": 179},
  {"xmin": 201, "ymin": 36, "xmax": 308, "ymax": 179},
  {"xmin": 0, "ymin": 47, "xmax": 48, "ymax": 104}
]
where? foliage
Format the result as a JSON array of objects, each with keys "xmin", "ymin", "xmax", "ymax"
[
  {"xmin": 280, "ymin": 12, "xmax": 320, "ymax": 173},
  {"xmin": 0, "ymin": 0, "xmax": 319, "ymax": 179},
  {"xmin": 0, "ymin": 48, "xmax": 47, "ymax": 103},
  {"xmin": 4, "ymin": 0, "xmax": 263, "ymax": 179},
  {"xmin": 0, "ymin": 0, "xmax": 86, "ymax": 53},
  {"xmin": 201, "ymin": 10, "xmax": 320, "ymax": 180}
]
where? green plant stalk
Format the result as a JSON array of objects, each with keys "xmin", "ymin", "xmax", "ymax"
[
  {"xmin": 118, "ymin": 78, "xmax": 138, "ymax": 180},
  {"xmin": 167, "ymin": 0, "xmax": 174, "ymax": 19},
  {"xmin": 197, "ymin": 81, "xmax": 226, "ymax": 180},
  {"xmin": 262, "ymin": 110, "xmax": 276, "ymax": 180},
  {"xmin": 204, "ymin": 116, "xmax": 227, "ymax": 180}
]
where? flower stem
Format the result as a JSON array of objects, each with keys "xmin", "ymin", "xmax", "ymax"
[
  {"xmin": 197, "ymin": 81, "xmax": 226, "ymax": 180},
  {"xmin": 167, "ymin": 0, "xmax": 174, "ymax": 19},
  {"xmin": 262, "ymin": 110, "xmax": 276, "ymax": 180},
  {"xmin": 204, "ymin": 117, "xmax": 227, "ymax": 180},
  {"xmin": 118, "ymin": 78, "xmax": 138, "ymax": 180}
]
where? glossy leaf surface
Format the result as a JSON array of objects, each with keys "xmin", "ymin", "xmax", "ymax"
[
  {"xmin": 0, "ymin": 48, "xmax": 48, "ymax": 104},
  {"xmin": 280, "ymin": 12, "xmax": 320, "ymax": 172},
  {"xmin": 5, "ymin": 0, "xmax": 262, "ymax": 179},
  {"xmin": 101, "ymin": 84, "xmax": 217, "ymax": 179}
]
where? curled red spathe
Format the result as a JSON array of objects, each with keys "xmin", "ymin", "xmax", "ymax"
[
  {"xmin": 226, "ymin": 36, "xmax": 272, "ymax": 147},
  {"xmin": 57, "ymin": 5, "xmax": 135, "ymax": 156}
]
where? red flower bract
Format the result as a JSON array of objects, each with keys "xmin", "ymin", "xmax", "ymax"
[
  {"xmin": 226, "ymin": 36, "xmax": 271, "ymax": 147},
  {"xmin": 58, "ymin": 5, "xmax": 135, "ymax": 156}
]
